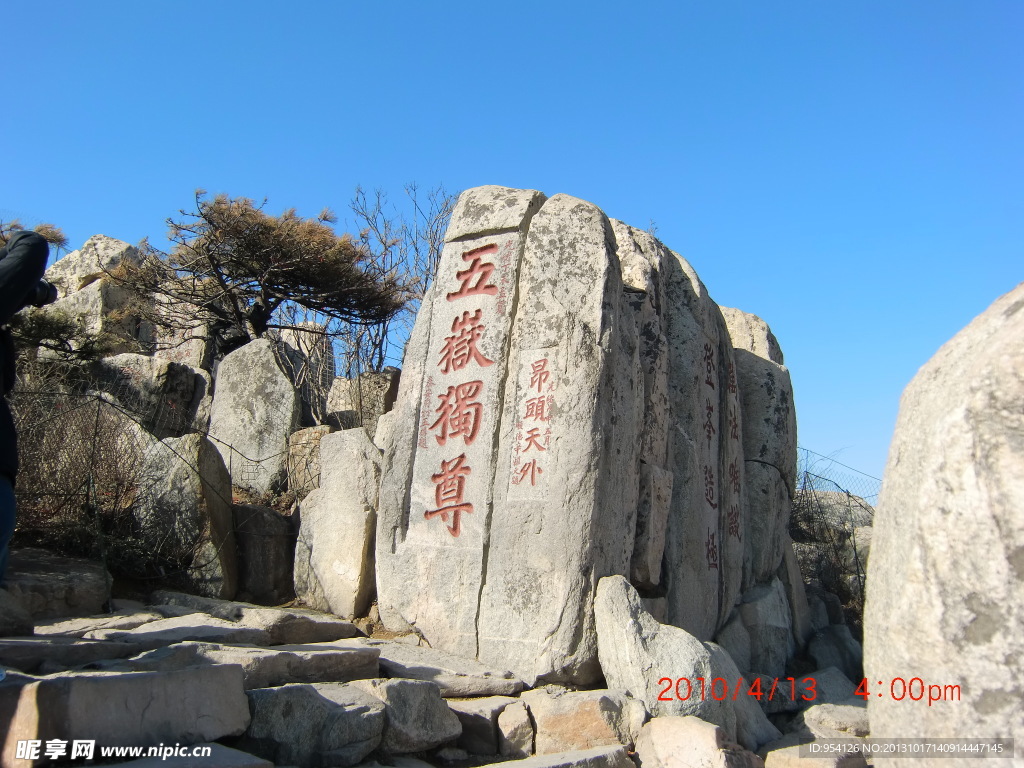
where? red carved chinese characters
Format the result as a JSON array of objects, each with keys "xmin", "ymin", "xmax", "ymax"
[
  {"xmin": 517, "ymin": 459, "xmax": 543, "ymax": 486},
  {"xmin": 510, "ymin": 354, "xmax": 557, "ymax": 489},
  {"xmin": 703, "ymin": 398, "xmax": 716, "ymax": 448},
  {"xmin": 727, "ymin": 362, "xmax": 738, "ymax": 395},
  {"xmin": 430, "ymin": 381, "xmax": 484, "ymax": 446},
  {"xmin": 530, "ymin": 359, "xmax": 551, "ymax": 392},
  {"xmin": 728, "ymin": 460, "xmax": 740, "ymax": 494},
  {"xmin": 438, "ymin": 310, "xmax": 494, "ymax": 374},
  {"xmin": 727, "ymin": 505, "xmax": 740, "ymax": 539},
  {"xmin": 423, "ymin": 241, "xmax": 510, "ymax": 536},
  {"xmin": 703, "ymin": 344, "xmax": 716, "ymax": 390},
  {"xmin": 704, "ymin": 464, "xmax": 718, "ymax": 509},
  {"xmin": 525, "ymin": 395, "xmax": 553, "ymax": 422},
  {"xmin": 706, "ymin": 528, "xmax": 719, "ymax": 570},
  {"xmin": 523, "ymin": 427, "xmax": 547, "ymax": 453},
  {"xmin": 729, "ymin": 408, "xmax": 739, "ymax": 442},
  {"xmin": 425, "ymin": 454, "xmax": 473, "ymax": 537},
  {"xmin": 447, "ymin": 244, "xmax": 499, "ymax": 301}
]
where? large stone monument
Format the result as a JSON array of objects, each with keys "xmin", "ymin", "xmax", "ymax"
[{"xmin": 375, "ymin": 186, "xmax": 796, "ymax": 685}]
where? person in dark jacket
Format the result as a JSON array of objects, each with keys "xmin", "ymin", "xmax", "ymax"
[{"xmin": 0, "ymin": 230, "xmax": 54, "ymax": 584}]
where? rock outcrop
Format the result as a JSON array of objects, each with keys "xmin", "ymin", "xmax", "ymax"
[
  {"xmin": 208, "ymin": 338, "xmax": 303, "ymax": 495},
  {"xmin": 293, "ymin": 430, "xmax": 381, "ymax": 618},
  {"xmin": 864, "ymin": 281, "xmax": 1024, "ymax": 765},
  {"xmin": 327, "ymin": 368, "xmax": 401, "ymax": 436},
  {"xmin": 41, "ymin": 235, "xmax": 152, "ymax": 353},
  {"xmin": 134, "ymin": 434, "xmax": 237, "ymax": 599},
  {"xmin": 375, "ymin": 186, "xmax": 797, "ymax": 686}
]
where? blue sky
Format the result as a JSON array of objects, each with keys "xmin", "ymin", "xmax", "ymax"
[{"xmin": 5, "ymin": 2, "xmax": 1021, "ymax": 482}]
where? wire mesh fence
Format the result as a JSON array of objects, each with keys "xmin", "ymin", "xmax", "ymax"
[
  {"xmin": 11, "ymin": 347, "xmax": 887, "ymax": 615},
  {"xmin": 792, "ymin": 447, "xmax": 880, "ymax": 636},
  {"xmin": 8, "ymin": 356, "xmax": 294, "ymax": 593},
  {"xmin": 796, "ymin": 447, "xmax": 881, "ymax": 504}
]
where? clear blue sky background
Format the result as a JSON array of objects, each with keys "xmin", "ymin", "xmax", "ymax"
[{"xmin": 5, "ymin": 2, "xmax": 1021, "ymax": 483}]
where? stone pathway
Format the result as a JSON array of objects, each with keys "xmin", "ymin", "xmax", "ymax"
[{"xmin": 1, "ymin": 554, "xmax": 871, "ymax": 768}]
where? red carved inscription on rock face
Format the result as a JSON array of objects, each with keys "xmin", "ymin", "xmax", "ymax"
[
  {"xmin": 703, "ymin": 344, "xmax": 716, "ymax": 389},
  {"xmin": 523, "ymin": 427, "xmax": 547, "ymax": 453},
  {"xmin": 525, "ymin": 395, "xmax": 552, "ymax": 422},
  {"xmin": 704, "ymin": 464, "xmax": 718, "ymax": 510},
  {"xmin": 516, "ymin": 459, "xmax": 544, "ymax": 486},
  {"xmin": 425, "ymin": 453, "xmax": 473, "ymax": 537},
  {"xmin": 447, "ymin": 244, "xmax": 499, "ymax": 302},
  {"xmin": 706, "ymin": 528, "xmax": 719, "ymax": 570},
  {"xmin": 727, "ymin": 504, "xmax": 741, "ymax": 540},
  {"xmin": 704, "ymin": 398, "xmax": 716, "ymax": 448},
  {"xmin": 438, "ymin": 310, "xmax": 494, "ymax": 374},
  {"xmin": 530, "ymin": 358, "xmax": 551, "ymax": 392},
  {"xmin": 430, "ymin": 381, "xmax": 484, "ymax": 446},
  {"xmin": 728, "ymin": 460, "xmax": 740, "ymax": 494}
]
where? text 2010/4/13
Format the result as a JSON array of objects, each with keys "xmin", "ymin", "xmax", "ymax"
[{"xmin": 657, "ymin": 676, "xmax": 818, "ymax": 702}]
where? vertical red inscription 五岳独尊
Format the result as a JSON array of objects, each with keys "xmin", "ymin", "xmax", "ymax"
[{"xmin": 421, "ymin": 242, "xmax": 506, "ymax": 537}]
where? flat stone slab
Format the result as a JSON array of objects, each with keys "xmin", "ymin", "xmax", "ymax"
[
  {"xmin": 1, "ymin": 665, "xmax": 249, "ymax": 746},
  {"xmin": 476, "ymin": 745, "xmax": 634, "ymax": 768},
  {"xmin": 0, "ymin": 636, "xmax": 148, "ymax": 674},
  {"xmin": 237, "ymin": 683, "xmax": 385, "ymax": 768},
  {"xmin": 761, "ymin": 741, "xmax": 867, "ymax": 767},
  {"xmin": 446, "ymin": 695, "xmax": 519, "ymax": 755},
  {"xmin": 349, "ymin": 678, "xmax": 462, "ymax": 753},
  {"xmin": 85, "ymin": 640, "xmax": 379, "ymax": 689},
  {"xmin": 149, "ymin": 590, "xmax": 361, "ymax": 644},
  {"xmin": 367, "ymin": 640, "xmax": 524, "ymax": 697},
  {"xmin": 34, "ymin": 610, "xmax": 165, "ymax": 638},
  {"xmin": 5, "ymin": 549, "xmax": 109, "ymax": 619},
  {"xmin": 521, "ymin": 687, "xmax": 645, "ymax": 755},
  {"xmin": 84, "ymin": 614, "xmax": 271, "ymax": 649},
  {"xmin": 93, "ymin": 744, "xmax": 272, "ymax": 768}
]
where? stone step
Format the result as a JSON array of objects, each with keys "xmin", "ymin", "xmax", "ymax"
[
  {"xmin": 363, "ymin": 639, "xmax": 524, "ymax": 697},
  {"xmin": 3, "ymin": 549, "xmax": 109, "ymax": 620},
  {"xmin": 475, "ymin": 745, "xmax": 634, "ymax": 768},
  {"xmin": 81, "ymin": 640, "xmax": 379, "ymax": 690},
  {"xmin": 0, "ymin": 665, "xmax": 249, "ymax": 768},
  {"xmin": 0, "ymin": 636, "xmax": 147, "ymax": 674},
  {"xmin": 149, "ymin": 590, "xmax": 361, "ymax": 644}
]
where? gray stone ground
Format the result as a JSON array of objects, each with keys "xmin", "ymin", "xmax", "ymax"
[{"xmin": 1, "ymin": 554, "xmax": 868, "ymax": 768}]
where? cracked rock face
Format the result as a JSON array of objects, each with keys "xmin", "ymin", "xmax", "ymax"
[
  {"xmin": 865, "ymin": 281, "xmax": 1024, "ymax": 763},
  {"xmin": 208, "ymin": 338, "xmax": 303, "ymax": 495},
  {"xmin": 375, "ymin": 186, "xmax": 797, "ymax": 686}
]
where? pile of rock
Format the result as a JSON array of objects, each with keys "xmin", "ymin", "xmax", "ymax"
[
  {"xmin": 6, "ymin": 188, "xmax": 898, "ymax": 767},
  {"xmin": 26, "ymin": 235, "xmax": 401, "ymax": 605},
  {"xmin": 0, "ymin": 566, "xmax": 872, "ymax": 768}
]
